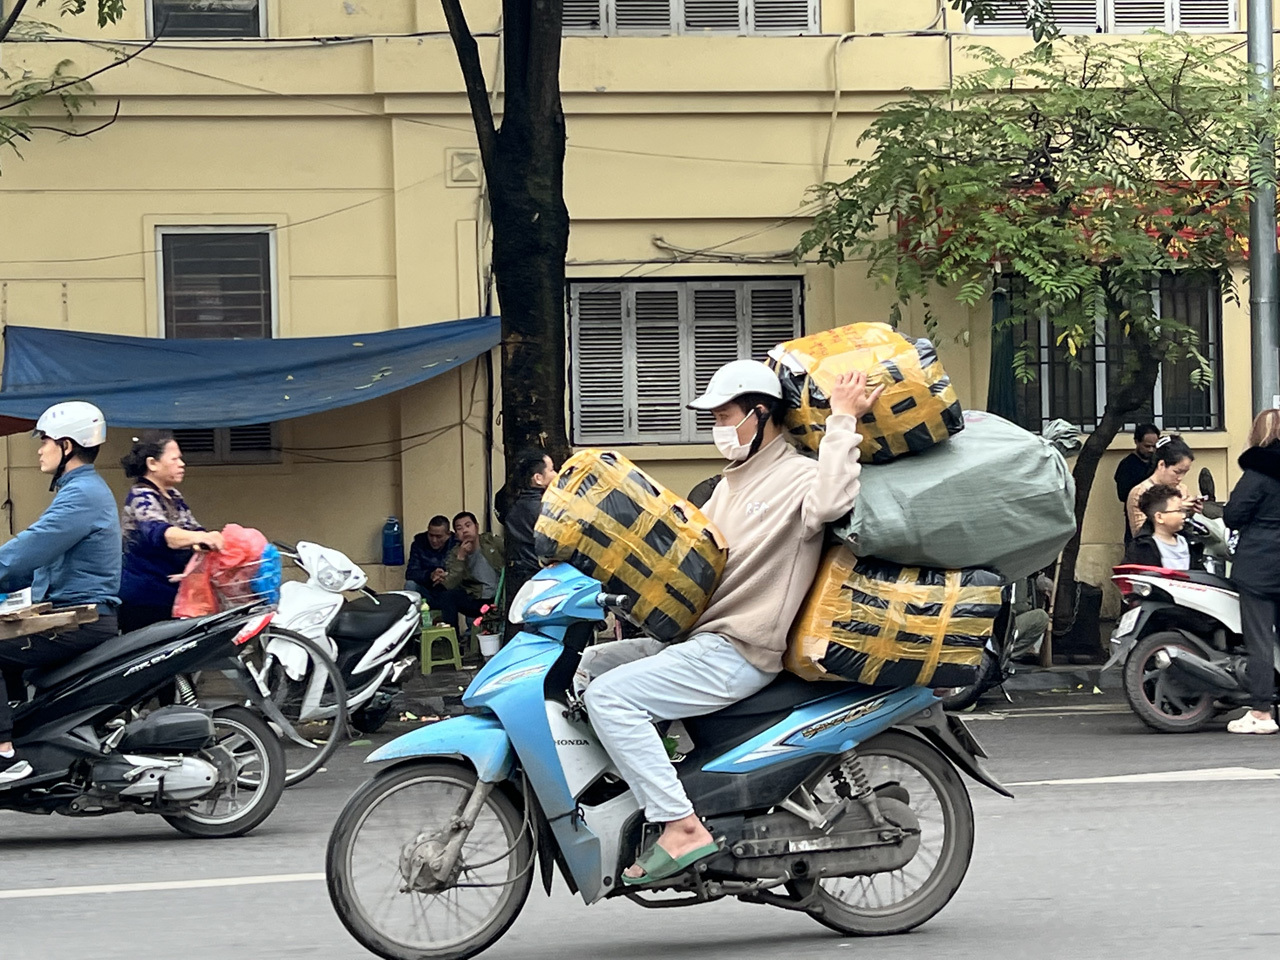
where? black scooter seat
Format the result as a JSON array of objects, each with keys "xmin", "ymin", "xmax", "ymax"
[
  {"xmin": 29, "ymin": 618, "xmax": 200, "ymax": 690},
  {"xmin": 328, "ymin": 593, "xmax": 414, "ymax": 645}
]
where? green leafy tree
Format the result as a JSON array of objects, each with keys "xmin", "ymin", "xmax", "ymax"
[
  {"xmin": 798, "ymin": 35, "xmax": 1280, "ymax": 621},
  {"xmin": 1, "ymin": 1, "xmax": 132, "ymax": 166}
]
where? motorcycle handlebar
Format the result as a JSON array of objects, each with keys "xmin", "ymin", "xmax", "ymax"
[{"xmin": 596, "ymin": 593, "xmax": 631, "ymax": 611}]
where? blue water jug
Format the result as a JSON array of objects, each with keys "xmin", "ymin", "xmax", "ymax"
[{"xmin": 381, "ymin": 516, "xmax": 405, "ymax": 567}]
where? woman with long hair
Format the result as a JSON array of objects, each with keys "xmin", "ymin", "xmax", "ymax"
[
  {"xmin": 1126, "ymin": 434, "xmax": 1197, "ymax": 538},
  {"xmin": 1223, "ymin": 409, "xmax": 1280, "ymax": 734},
  {"xmin": 118, "ymin": 432, "xmax": 223, "ymax": 634}
]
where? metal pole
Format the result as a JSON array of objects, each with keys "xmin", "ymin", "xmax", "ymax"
[{"xmin": 1249, "ymin": 0, "xmax": 1280, "ymax": 414}]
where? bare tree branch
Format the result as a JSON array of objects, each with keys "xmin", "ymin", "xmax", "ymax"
[
  {"xmin": 23, "ymin": 98, "xmax": 120, "ymax": 137},
  {"xmin": 440, "ymin": 0, "xmax": 498, "ymax": 180},
  {"xmin": 0, "ymin": 0, "xmax": 31, "ymax": 46},
  {"xmin": 0, "ymin": 35, "xmax": 159, "ymax": 113}
]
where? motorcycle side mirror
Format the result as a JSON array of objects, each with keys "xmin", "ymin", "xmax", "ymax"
[
  {"xmin": 1201, "ymin": 500, "xmax": 1224, "ymax": 521},
  {"xmin": 1198, "ymin": 467, "xmax": 1216, "ymax": 501}
]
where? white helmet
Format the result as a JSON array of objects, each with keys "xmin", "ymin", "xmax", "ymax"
[
  {"xmin": 35, "ymin": 401, "xmax": 107, "ymax": 448},
  {"xmin": 687, "ymin": 360, "xmax": 783, "ymax": 411}
]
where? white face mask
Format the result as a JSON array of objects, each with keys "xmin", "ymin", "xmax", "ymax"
[{"xmin": 713, "ymin": 411, "xmax": 756, "ymax": 462}]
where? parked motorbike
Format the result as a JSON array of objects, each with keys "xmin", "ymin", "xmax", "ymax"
[
  {"xmin": 326, "ymin": 562, "xmax": 1010, "ymax": 960},
  {"xmin": 1104, "ymin": 469, "xmax": 1268, "ymax": 733},
  {"xmin": 3, "ymin": 606, "xmax": 285, "ymax": 838},
  {"xmin": 941, "ymin": 575, "xmax": 1052, "ymax": 711},
  {"xmin": 247, "ymin": 542, "xmax": 418, "ymax": 785}
]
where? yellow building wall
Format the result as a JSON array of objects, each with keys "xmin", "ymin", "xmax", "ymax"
[{"xmin": 1, "ymin": 0, "xmax": 1264, "ymax": 611}]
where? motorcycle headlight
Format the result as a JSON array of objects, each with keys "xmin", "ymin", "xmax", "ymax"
[
  {"xmin": 508, "ymin": 578, "xmax": 566, "ymax": 623},
  {"xmin": 315, "ymin": 556, "xmax": 354, "ymax": 592}
]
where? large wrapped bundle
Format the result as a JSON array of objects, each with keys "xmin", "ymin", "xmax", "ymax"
[
  {"xmin": 785, "ymin": 547, "xmax": 1003, "ymax": 688},
  {"xmin": 831, "ymin": 410, "xmax": 1075, "ymax": 580},
  {"xmin": 770, "ymin": 322, "xmax": 964, "ymax": 464},
  {"xmin": 534, "ymin": 450, "xmax": 727, "ymax": 642}
]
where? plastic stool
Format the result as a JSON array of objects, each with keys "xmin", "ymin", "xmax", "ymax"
[{"xmin": 421, "ymin": 624, "xmax": 462, "ymax": 674}]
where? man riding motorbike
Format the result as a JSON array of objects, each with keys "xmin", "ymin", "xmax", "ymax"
[
  {"xmin": 0, "ymin": 401, "xmax": 121, "ymax": 784},
  {"xmin": 579, "ymin": 360, "xmax": 883, "ymax": 886}
]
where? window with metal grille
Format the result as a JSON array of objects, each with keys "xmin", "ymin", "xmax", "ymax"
[
  {"xmin": 148, "ymin": 0, "xmax": 265, "ymax": 38},
  {"xmin": 968, "ymin": 0, "xmax": 1235, "ymax": 32},
  {"xmin": 161, "ymin": 227, "xmax": 279, "ymax": 463},
  {"xmin": 563, "ymin": 0, "xmax": 817, "ymax": 35},
  {"xmin": 569, "ymin": 278, "xmax": 802, "ymax": 444},
  {"xmin": 996, "ymin": 272, "xmax": 1223, "ymax": 433}
]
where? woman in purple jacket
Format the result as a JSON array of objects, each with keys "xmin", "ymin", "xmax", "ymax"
[{"xmin": 118, "ymin": 432, "xmax": 223, "ymax": 634}]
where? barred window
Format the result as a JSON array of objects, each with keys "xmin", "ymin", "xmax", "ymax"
[
  {"xmin": 148, "ymin": 0, "xmax": 265, "ymax": 38},
  {"xmin": 160, "ymin": 227, "xmax": 279, "ymax": 463},
  {"xmin": 569, "ymin": 278, "xmax": 802, "ymax": 444},
  {"xmin": 997, "ymin": 272, "xmax": 1223, "ymax": 433}
]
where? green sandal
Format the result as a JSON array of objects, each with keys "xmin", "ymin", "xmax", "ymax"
[{"xmin": 620, "ymin": 840, "xmax": 722, "ymax": 887}]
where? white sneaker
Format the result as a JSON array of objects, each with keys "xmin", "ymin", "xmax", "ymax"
[
  {"xmin": 1227, "ymin": 711, "xmax": 1279, "ymax": 735},
  {"xmin": 0, "ymin": 756, "xmax": 32, "ymax": 784}
]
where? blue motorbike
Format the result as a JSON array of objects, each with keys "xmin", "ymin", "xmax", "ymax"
[{"xmin": 326, "ymin": 563, "xmax": 1010, "ymax": 960}]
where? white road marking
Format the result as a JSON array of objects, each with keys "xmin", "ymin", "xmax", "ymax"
[
  {"xmin": 1010, "ymin": 766, "xmax": 1280, "ymax": 786},
  {"xmin": 0, "ymin": 872, "xmax": 325, "ymax": 901}
]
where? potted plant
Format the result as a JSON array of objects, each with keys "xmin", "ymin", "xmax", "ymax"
[{"xmin": 473, "ymin": 602, "xmax": 504, "ymax": 658}]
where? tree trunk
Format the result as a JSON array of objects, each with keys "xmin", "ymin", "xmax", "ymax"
[
  {"xmin": 1052, "ymin": 331, "xmax": 1163, "ymax": 638},
  {"xmin": 441, "ymin": 0, "xmax": 572, "ymax": 472}
]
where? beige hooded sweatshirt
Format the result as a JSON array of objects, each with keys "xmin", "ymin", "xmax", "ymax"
[{"xmin": 692, "ymin": 414, "xmax": 863, "ymax": 673}]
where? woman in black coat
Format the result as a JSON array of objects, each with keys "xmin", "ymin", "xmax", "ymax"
[{"xmin": 1222, "ymin": 410, "xmax": 1280, "ymax": 735}]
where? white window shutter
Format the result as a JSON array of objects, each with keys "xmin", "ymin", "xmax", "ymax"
[
  {"xmin": 747, "ymin": 0, "xmax": 815, "ymax": 33},
  {"xmin": 688, "ymin": 286, "xmax": 742, "ymax": 435},
  {"xmin": 970, "ymin": 0, "xmax": 1101, "ymax": 31},
  {"xmin": 632, "ymin": 288, "xmax": 686, "ymax": 440},
  {"xmin": 564, "ymin": 0, "xmax": 607, "ymax": 32},
  {"xmin": 1175, "ymin": 0, "xmax": 1235, "ymax": 29},
  {"xmin": 681, "ymin": 0, "xmax": 745, "ymax": 31},
  {"xmin": 613, "ymin": 0, "xmax": 676, "ymax": 32},
  {"xmin": 573, "ymin": 289, "xmax": 628, "ymax": 443},
  {"xmin": 1110, "ymin": 0, "xmax": 1172, "ymax": 29}
]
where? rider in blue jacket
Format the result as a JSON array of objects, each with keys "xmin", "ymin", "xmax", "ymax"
[{"xmin": 0, "ymin": 402, "xmax": 121, "ymax": 785}]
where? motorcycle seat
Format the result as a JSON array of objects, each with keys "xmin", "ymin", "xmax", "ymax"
[
  {"xmin": 682, "ymin": 672, "xmax": 883, "ymax": 758},
  {"xmin": 1185, "ymin": 570, "xmax": 1236, "ymax": 592},
  {"xmin": 28, "ymin": 618, "xmax": 200, "ymax": 690},
  {"xmin": 328, "ymin": 593, "xmax": 414, "ymax": 645}
]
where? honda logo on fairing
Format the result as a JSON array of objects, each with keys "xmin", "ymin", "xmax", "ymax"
[
  {"xmin": 123, "ymin": 640, "xmax": 199, "ymax": 677},
  {"xmin": 555, "ymin": 739, "xmax": 591, "ymax": 747}
]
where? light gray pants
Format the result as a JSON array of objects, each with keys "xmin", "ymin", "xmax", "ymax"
[{"xmin": 580, "ymin": 633, "xmax": 774, "ymax": 823}]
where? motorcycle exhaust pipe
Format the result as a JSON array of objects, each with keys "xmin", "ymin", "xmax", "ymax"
[{"xmin": 1159, "ymin": 647, "xmax": 1240, "ymax": 693}]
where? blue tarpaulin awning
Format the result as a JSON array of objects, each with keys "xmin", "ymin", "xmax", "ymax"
[{"xmin": 0, "ymin": 319, "xmax": 500, "ymax": 431}]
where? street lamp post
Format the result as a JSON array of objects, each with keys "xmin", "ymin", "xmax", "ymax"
[{"xmin": 1249, "ymin": 0, "xmax": 1280, "ymax": 414}]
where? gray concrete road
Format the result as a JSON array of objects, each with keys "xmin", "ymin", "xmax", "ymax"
[{"xmin": 5, "ymin": 705, "xmax": 1279, "ymax": 960}]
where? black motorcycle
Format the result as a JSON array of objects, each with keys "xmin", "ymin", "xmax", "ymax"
[{"xmin": 3, "ymin": 605, "xmax": 285, "ymax": 838}]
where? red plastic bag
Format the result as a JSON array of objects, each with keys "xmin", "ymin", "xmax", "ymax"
[
  {"xmin": 172, "ymin": 552, "xmax": 217, "ymax": 618},
  {"xmin": 208, "ymin": 524, "xmax": 270, "ymax": 606}
]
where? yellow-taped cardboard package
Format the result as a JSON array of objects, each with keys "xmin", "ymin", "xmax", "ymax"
[
  {"xmin": 785, "ymin": 546, "xmax": 1003, "ymax": 688},
  {"xmin": 769, "ymin": 322, "xmax": 964, "ymax": 464},
  {"xmin": 534, "ymin": 450, "xmax": 727, "ymax": 642}
]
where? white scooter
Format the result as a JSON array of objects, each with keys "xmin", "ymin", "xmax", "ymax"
[
  {"xmin": 1103, "ymin": 470, "xmax": 1269, "ymax": 733},
  {"xmin": 268, "ymin": 542, "xmax": 420, "ymax": 736}
]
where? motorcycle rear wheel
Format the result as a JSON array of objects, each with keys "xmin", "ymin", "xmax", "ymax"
[
  {"xmin": 163, "ymin": 705, "xmax": 285, "ymax": 839},
  {"xmin": 806, "ymin": 730, "xmax": 975, "ymax": 936},
  {"xmin": 327, "ymin": 762, "xmax": 533, "ymax": 960},
  {"xmin": 1122, "ymin": 632, "xmax": 1216, "ymax": 733}
]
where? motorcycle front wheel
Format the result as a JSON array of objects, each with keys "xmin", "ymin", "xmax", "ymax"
[
  {"xmin": 806, "ymin": 730, "xmax": 975, "ymax": 936},
  {"xmin": 327, "ymin": 762, "xmax": 533, "ymax": 960}
]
